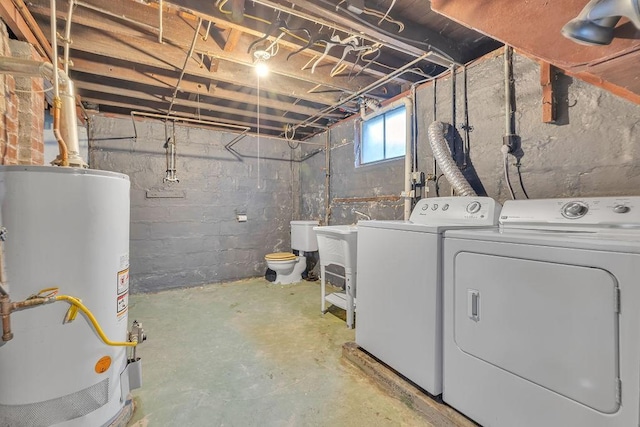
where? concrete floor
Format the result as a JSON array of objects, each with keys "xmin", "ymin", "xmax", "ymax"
[{"xmin": 126, "ymin": 278, "xmax": 430, "ymax": 426}]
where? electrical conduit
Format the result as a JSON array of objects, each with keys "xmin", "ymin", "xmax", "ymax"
[{"xmin": 427, "ymin": 121, "xmax": 477, "ymax": 197}]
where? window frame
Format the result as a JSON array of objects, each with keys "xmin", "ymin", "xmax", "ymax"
[{"xmin": 357, "ymin": 104, "xmax": 408, "ymax": 166}]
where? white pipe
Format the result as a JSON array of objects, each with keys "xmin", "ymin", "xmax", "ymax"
[
  {"xmin": 63, "ymin": 0, "xmax": 74, "ymax": 75},
  {"xmin": 427, "ymin": 121, "xmax": 476, "ymax": 197},
  {"xmin": 50, "ymin": 0, "xmax": 59, "ymax": 100},
  {"xmin": 403, "ymin": 98, "xmax": 413, "ymax": 220},
  {"xmin": 324, "ymin": 130, "xmax": 331, "ymax": 226}
]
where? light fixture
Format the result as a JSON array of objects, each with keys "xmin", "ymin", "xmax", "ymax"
[
  {"xmin": 562, "ymin": 0, "xmax": 640, "ymax": 45},
  {"xmin": 253, "ymin": 47, "xmax": 270, "ymax": 77}
]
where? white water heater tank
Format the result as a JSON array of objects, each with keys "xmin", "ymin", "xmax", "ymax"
[{"xmin": 0, "ymin": 166, "xmax": 133, "ymax": 426}]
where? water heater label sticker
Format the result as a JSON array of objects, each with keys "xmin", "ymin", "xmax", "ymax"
[
  {"xmin": 120, "ymin": 253, "xmax": 129, "ymax": 270},
  {"xmin": 117, "ymin": 292, "xmax": 128, "ymax": 318},
  {"xmin": 117, "ymin": 268, "xmax": 129, "ymax": 295},
  {"xmin": 117, "ymin": 266, "xmax": 129, "ymax": 318}
]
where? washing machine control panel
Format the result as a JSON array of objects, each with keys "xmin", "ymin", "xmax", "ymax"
[
  {"xmin": 500, "ymin": 197, "xmax": 640, "ymax": 228},
  {"xmin": 410, "ymin": 197, "xmax": 501, "ymax": 225},
  {"xmin": 561, "ymin": 201, "xmax": 589, "ymax": 219}
]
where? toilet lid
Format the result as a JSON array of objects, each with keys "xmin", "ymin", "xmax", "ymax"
[{"xmin": 265, "ymin": 252, "xmax": 297, "ymax": 261}]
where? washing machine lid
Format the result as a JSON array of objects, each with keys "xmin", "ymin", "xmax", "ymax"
[
  {"xmin": 358, "ymin": 220, "xmax": 498, "ymax": 233},
  {"xmin": 445, "ymin": 226, "xmax": 640, "ymax": 253}
]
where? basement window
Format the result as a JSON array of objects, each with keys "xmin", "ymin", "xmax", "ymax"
[{"xmin": 359, "ymin": 105, "xmax": 406, "ymax": 165}]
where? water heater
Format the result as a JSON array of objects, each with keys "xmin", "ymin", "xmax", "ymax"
[{"xmin": 0, "ymin": 166, "xmax": 140, "ymax": 426}]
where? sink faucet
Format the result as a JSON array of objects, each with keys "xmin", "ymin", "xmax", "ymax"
[{"xmin": 353, "ymin": 209, "xmax": 371, "ymax": 221}]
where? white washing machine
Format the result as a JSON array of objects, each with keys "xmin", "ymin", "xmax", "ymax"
[
  {"xmin": 443, "ymin": 197, "xmax": 640, "ymax": 427},
  {"xmin": 355, "ymin": 196, "xmax": 501, "ymax": 395}
]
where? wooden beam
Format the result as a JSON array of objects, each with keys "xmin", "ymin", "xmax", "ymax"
[
  {"xmin": 540, "ymin": 61, "xmax": 556, "ymax": 123},
  {"xmin": 565, "ymin": 69, "xmax": 640, "ymax": 105},
  {"xmin": 75, "ymin": 81, "xmax": 323, "ymax": 128},
  {"xmin": 224, "ymin": 28, "xmax": 242, "ymax": 52},
  {"xmin": 169, "ymin": 0, "xmax": 462, "ymax": 64},
  {"xmin": 69, "ymin": 56, "xmax": 341, "ymax": 117},
  {"xmin": 29, "ymin": 0, "xmax": 400, "ymax": 96},
  {"xmin": 81, "ymin": 96, "xmax": 292, "ymax": 134},
  {"xmin": 34, "ymin": 17, "xmax": 352, "ymax": 107},
  {"xmin": 0, "ymin": 0, "xmax": 51, "ymax": 60}
]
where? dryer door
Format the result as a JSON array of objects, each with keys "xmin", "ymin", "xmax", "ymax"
[{"xmin": 453, "ymin": 252, "xmax": 619, "ymax": 413}]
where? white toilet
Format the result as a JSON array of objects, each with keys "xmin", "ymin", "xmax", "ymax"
[{"xmin": 265, "ymin": 220, "xmax": 319, "ymax": 284}]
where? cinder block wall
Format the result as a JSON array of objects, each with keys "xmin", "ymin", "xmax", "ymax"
[
  {"xmin": 90, "ymin": 115, "xmax": 300, "ymax": 293},
  {"xmin": 300, "ymin": 50, "xmax": 640, "ymax": 223},
  {"xmin": 0, "ymin": 22, "xmax": 45, "ymax": 165}
]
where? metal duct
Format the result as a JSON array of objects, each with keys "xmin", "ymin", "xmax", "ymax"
[{"xmin": 427, "ymin": 121, "xmax": 476, "ymax": 197}]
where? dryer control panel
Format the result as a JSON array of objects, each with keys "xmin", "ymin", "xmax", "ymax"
[
  {"xmin": 410, "ymin": 197, "xmax": 502, "ymax": 225},
  {"xmin": 500, "ymin": 197, "xmax": 640, "ymax": 228}
]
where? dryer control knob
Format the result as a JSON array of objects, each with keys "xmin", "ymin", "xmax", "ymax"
[
  {"xmin": 613, "ymin": 204, "xmax": 630, "ymax": 214},
  {"xmin": 466, "ymin": 201, "xmax": 482, "ymax": 214},
  {"xmin": 562, "ymin": 202, "xmax": 588, "ymax": 219}
]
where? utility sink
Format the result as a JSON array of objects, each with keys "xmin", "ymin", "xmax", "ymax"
[
  {"xmin": 313, "ymin": 225, "xmax": 358, "ymax": 328},
  {"xmin": 313, "ymin": 225, "xmax": 358, "ymax": 272}
]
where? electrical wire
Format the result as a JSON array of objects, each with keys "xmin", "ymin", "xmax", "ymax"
[
  {"xmin": 256, "ymin": 72, "xmax": 261, "ymax": 189},
  {"xmin": 362, "ymin": 7, "xmax": 404, "ymax": 32},
  {"xmin": 377, "ymin": 0, "xmax": 397, "ymax": 25},
  {"xmin": 502, "ymin": 150, "xmax": 516, "ymax": 200},
  {"xmin": 285, "ymin": 124, "xmax": 300, "ymax": 149},
  {"xmin": 516, "ymin": 162, "xmax": 530, "ymax": 199},
  {"xmin": 318, "ymin": 0, "xmax": 456, "ymax": 62},
  {"xmin": 435, "ymin": 173, "xmax": 444, "ymax": 197},
  {"xmin": 218, "ymin": 0, "xmax": 311, "ymax": 45},
  {"xmin": 13, "ymin": 86, "xmax": 54, "ymax": 94}
]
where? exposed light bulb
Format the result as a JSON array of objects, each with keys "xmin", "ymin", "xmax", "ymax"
[{"xmin": 255, "ymin": 61, "xmax": 269, "ymax": 77}]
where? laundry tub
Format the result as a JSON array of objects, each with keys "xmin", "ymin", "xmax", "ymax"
[{"xmin": 313, "ymin": 225, "xmax": 358, "ymax": 328}]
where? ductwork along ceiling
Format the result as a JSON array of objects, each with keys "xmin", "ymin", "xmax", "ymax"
[{"xmin": 2, "ymin": 0, "xmax": 639, "ymax": 139}]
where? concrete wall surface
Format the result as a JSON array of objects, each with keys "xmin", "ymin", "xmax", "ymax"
[
  {"xmin": 91, "ymin": 50, "xmax": 640, "ymax": 292},
  {"xmin": 300, "ymin": 50, "xmax": 640, "ymax": 224},
  {"xmin": 90, "ymin": 116, "xmax": 300, "ymax": 293}
]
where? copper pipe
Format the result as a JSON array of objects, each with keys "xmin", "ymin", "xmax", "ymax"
[
  {"xmin": 52, "ymin": 96, "xmax": 69, "ymax": 166},
  {"xmin": 1, "ymin": 295, "xmax": 13, "ymax": 342},
  {"xmin": 11, "ymin": 298, "xmax": 50, "ymax": 310},
  {"xmin": 1, "ymin": 296, "xmax": 52, "ymax": 342}
]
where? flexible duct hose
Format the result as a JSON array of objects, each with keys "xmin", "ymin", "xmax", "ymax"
[{"xmin": 428, "ymin": 121, "xmax": 477, "ymax": 197}]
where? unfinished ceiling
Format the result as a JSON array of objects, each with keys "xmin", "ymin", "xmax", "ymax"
[{"xmin": 3, "ymin": 0, "xmax": 500, "ymax": 139}]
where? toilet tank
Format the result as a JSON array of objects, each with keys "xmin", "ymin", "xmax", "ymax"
[{"xmin": 291, "ymin": 220, "xmax": 319, "ymax": 252}]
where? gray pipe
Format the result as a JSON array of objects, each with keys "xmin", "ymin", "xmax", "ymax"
[{"xmin": 427, "ymin": 121, "xmax": 476, "ymax": 197}]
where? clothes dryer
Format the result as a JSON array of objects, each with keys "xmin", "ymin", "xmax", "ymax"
[
  {"xmin": 443, "ymin": 197, "xmax": 640, "ymax": 427},
  {"xmin": 356, "ymin": 196, "xmax": 501, "ymax": 395}
]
